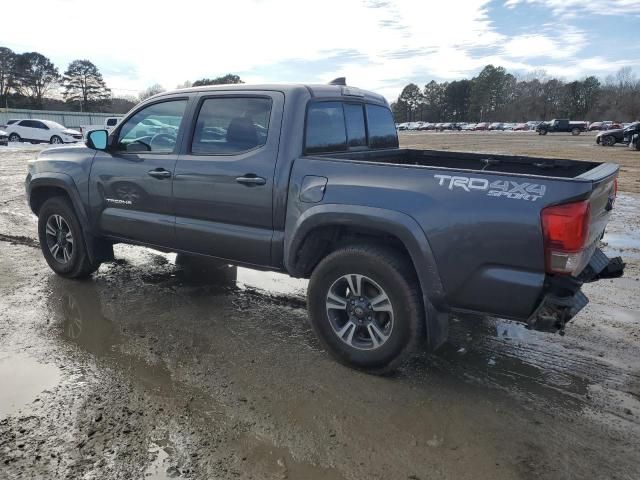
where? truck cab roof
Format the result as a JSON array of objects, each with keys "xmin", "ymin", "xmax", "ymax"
[{"xmin": 153, "ymin": 83, "xmax": 389, "ymax": 106}]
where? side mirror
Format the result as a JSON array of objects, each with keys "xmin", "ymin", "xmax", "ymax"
[{"xmin": 86, "ymin": 129, "xmax": 109, "ymax": 151}]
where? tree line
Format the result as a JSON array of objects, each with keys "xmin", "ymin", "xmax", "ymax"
[
  {"xmin": 391, "ymin": 65, "xmax": 640, "ymax": 124},
  {"xmin": 0, "ymin": 46, "xmax": 244, "ymax": 114}
]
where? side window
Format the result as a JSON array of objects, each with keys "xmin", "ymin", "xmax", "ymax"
[
  {"xmin": 344, "ymin": 103, "xmax": 367, "ymax": 148},
  {"xmin": 117, "ymin": 99, "xmax": 187, "ymax": 153},
  {"xmin": 19, "ymin": 120, "xmax": 34, "ymax": 128},
  {"xmin": 305, "ymin": 102, "xmax": 347, "ymax": 154},
  {"xmin": 366, "ymin": 105, "xmax": 399, "ymax": 149},
  {"xmin": 33, "ymin": 121, "xmax": 48, "ymax": 129},
  {"xmin": 191, "ymin": 97, "xmax": 272, "ymax": 155}
]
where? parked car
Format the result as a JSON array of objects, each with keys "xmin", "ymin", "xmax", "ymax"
[
  {"xmin": 81, "ymin": 117, "xmax": 122, "ymax": 138},
  {"xmin": 461, "ymin": 123, "xmax": 476, "ymax": 131},
  {"xmin": 474, "ymin": 122, "xmax": 490, "ymax": 131},
  {"xmin": 596, "ymin": 122, "xmax": 640, "ymax": 146},
  {"xmin": 0, "ymin": 119, "xmax": 20, "ymax": 129},
  {"xmin": 26, "ymin": 81, "xmax": 623, "ymax": 372},
  {"xmin": 0, "ymin": 129, "xmax": 8, "ymax": 146},
  {"xmin": 526, "ymin": 121, "xmax": 542, "ymax": 130},
  {"xmin": 588, "ymin": 122, "xmax": 604, "ymax": 131},
  {"xmin": 418, "ymin": 122, "xmax": 434, "ymax": 131},
  {"xmin": 513, "ymin": 123, "xmax": 529, "ymax": 131},
  {"xmin": 452, "ymin": 123, "xmax": 466, "ymax": 131},
  {"xmin": 489, "ymin": 122, "xmax": 504, "ymax": 131},
  {"xmin": 6, "ymin": 119, "xmax": 83, "ymax": 144},
  {"xmin": 502, "ymin": 123, "xmax": 516, "ymax": 130},
  {"xmin": 536, "ymin": 119, "xmax": 587, "ymax": 135},
  {"xmin": 396, "ymin": 123, "xmax": 408, "ymax": 131}
]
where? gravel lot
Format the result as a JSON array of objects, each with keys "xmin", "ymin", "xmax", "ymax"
[{"xmin": 1, "ymin": 134, "xmax": 639, "ymax": 480}]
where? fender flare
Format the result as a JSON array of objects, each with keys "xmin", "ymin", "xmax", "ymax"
[
  {"xmin": 27, "ymin": 173, "xmax": 109, "ymax": 264},
  {"xmin": 27, "ymin": 173, "xmax": 91, "ymax": 232},
  {"xmin": 284, "ymin": 204, "xmax": 447, "ymax": 310}
]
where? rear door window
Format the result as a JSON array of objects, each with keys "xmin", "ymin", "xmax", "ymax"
[
  {"xmin": 366, "ymin": 105, "xmax": 399, "ymax": 149},
  {"xmin": 191, "ymin": 97, "xmax": 272, "ymax": 155}
]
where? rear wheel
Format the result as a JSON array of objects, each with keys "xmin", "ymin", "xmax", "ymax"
[
  {"xmin": 539, "ymin": 129, "xmax": 547, "ymax": 135},
  {"xmin": 37, "ymin": 197, "xmax": 100, "ymax": 278},
  {"xmin": 307, "ymin": 244, "xmax": 424, "ymax": 374},
  {"xmin": 8, "ymin": 133, "xmax": 20, "ymax": 142}
]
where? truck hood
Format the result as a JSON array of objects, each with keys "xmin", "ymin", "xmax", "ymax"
[{"xmin": 37, "ymin": 144, "xmax": 94, "ymax": 158}]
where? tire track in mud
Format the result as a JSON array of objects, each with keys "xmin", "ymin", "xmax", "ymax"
[
  {"xmin": 435, "ymin": 317, "xmax": 640, "ymax": 422},
  {"xmin": 0, "ymin": 233, "xmax": 39, "ymax": 248}
]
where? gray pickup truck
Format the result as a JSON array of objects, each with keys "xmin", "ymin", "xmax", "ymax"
[{"xmin": 25, "ymin": 81, "xmax": 624, "ymax": 373}]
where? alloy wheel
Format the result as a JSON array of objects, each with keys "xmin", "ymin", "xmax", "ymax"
[
  {"xmin": 325, "ymin": 274, "xmax": 394, "ymax": 350},
  {"xmin": 45, "ymin": 214, "xmax": 74, "ymax": 264}
]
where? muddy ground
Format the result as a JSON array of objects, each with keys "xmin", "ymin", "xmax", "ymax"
[{"xmin": 0, "ymin": 134, "xmax": 639, "ymax": 480}]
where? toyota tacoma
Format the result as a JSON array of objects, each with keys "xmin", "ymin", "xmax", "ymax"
[{"xmin": 25, "ymin": 80, "xmax": 624, "ymax": 373}]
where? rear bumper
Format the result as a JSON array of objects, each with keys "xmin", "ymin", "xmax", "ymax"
[{"xmin": 527, "ymin": 249, "xmax": 624, "ymax": 334}]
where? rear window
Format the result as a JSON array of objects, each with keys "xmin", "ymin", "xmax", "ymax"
[
  {"xmin": 344, "ymin": 103, "xmax": 367, "ymax": 148},
  {"xmin": 305, "ymin": 101, "xmax": 398, "ymax": 154},
  {"xmin": 366, "ymin": 104, "xmax": 399, "ymax": 149}
]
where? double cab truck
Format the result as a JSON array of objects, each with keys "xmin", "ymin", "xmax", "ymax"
[
  {"xmin": 25, "ymin": 81, "xmax": 623, "ymax": 373},
  {"xmin": 536, "ymin": 119, "xmax": 588, "ymax": 135}
]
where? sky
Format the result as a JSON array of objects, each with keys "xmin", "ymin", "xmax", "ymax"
[{"xmin": 1, "ymin": 0, "xmax": 639, "ymax": 101}]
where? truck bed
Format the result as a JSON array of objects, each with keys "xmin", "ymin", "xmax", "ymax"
[{"xmin": 321, "ymin": 148, "xmax": 601, "ymax": 179}]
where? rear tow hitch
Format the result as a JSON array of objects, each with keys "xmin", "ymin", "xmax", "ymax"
[{"xmin": 528, "ymin": 248, "xmax": 624, "ymax": 334}]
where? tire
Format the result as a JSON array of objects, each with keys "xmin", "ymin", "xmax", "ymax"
[
  {"xmin": 307, "ymin": 244, "xmax": 424, "ymax": 374},
  {"xmin": 50, "ymin": 135, "xmax": 62, "ymax": 144},
  {"xmin": 539, "ymin": 129, "xmax": 548, "ymax": 135},
  {"xmin": 8, "ymin": 133, "xmax": 20, "ymax": 142},
  {"xmin": 631, "ymin": 134, "xmax": 640, "ymax": 151},
  {"xmin": 602, "ymin": 135, "xmax": 616, "ymax": 147},
  {"xmin": 571, "ymin": 128, "xmax": 580, "ymax": 136},
  {"xmin": 37, "ymin": 197, "xmax": 99, "ymax": 278}
]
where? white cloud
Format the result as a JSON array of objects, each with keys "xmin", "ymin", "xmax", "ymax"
[
  {"xmin": 1, "ymin": 0, "xmax": 637, "ymax": 102},
  {"xmin": 505, "ymin": 0, "xmax": 640, "ymax": 17},
  {"xmin": 2, "ymin": 0, "xmax": 503, "ymax": 98}
]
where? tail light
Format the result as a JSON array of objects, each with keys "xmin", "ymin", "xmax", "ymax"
[{"xmin": 541, "ymin": 200, "xmax": 590, "ymax": 275}]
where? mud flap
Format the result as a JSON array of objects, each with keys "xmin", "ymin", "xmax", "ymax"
[{"xmin": 528, "ymin": 248, "xmax": 624, "ymax": 335}]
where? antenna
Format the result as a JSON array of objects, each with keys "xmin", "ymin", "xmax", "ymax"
[{"xmin": 328, "ymin": 77, "xmax": 347, "ymax": 86}]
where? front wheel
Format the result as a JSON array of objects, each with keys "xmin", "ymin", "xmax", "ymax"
[
  {"xmin": 602, "ymin": 135, "xmax": 616, "ymax": 147},
  {"xmin": 50, "ymin": 135, "xmax": 62, "ymax": 144},
  {"xmin": 571, "ymin": 128, "xmax": 580, "ymax": 136},
  {"xmin": 37, "ymin": 197, "xmax": 100, "ymax": 278},
  {"xmin": 307, "ymin": 244, "xmax": 424, "ymax": 374},
  {"xmin": 538, "ymin": 129, "xmax": 547, "ymax": 135}
]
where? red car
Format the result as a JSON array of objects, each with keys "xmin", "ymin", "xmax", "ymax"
[
  {"xmin": 474, "ymin": 122, "xmax": 490, "ymax": 131},
  {"xmin": 513, "ymin": 123, "xmax": 529, "ymax": 131}
]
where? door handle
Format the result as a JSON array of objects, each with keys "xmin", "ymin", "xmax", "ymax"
[
  {"xmin": 148, "ymin": 168, "xmax": 172, "ymax": 179},
  {"xmin": 236, "ymin": 175, "xmax": 266, "ymax": 186}
]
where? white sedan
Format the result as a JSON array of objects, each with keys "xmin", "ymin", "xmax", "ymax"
[{"xmin": 5, "ymin": 119, "xmax": 83, "ymax": 144}]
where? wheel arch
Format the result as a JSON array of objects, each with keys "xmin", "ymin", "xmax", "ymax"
[
  {"xmin": 28, "ymin": 174, "xmax": 112, "ymax": 264},
  {"xmin": 285, "ymin": 204, "xmax": 449, "ymax": 349}
]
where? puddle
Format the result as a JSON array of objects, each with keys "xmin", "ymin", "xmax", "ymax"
[
  {"xmin": 602, "ymin": 232, "xmax": 640, "ymax": 259},
  {"xmin": 0, "ymin": 354, "xmax": 61, "ymax": 418}
]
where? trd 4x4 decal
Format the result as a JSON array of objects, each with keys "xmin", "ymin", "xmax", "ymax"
[{"xmin": 433, "ymin": 174, "xmax": 546, "ymax": 201}]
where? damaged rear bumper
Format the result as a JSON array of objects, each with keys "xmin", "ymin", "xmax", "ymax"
[{"xmin": 527, "ymin": 249, "xmax": 624, "ymax": 334}]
